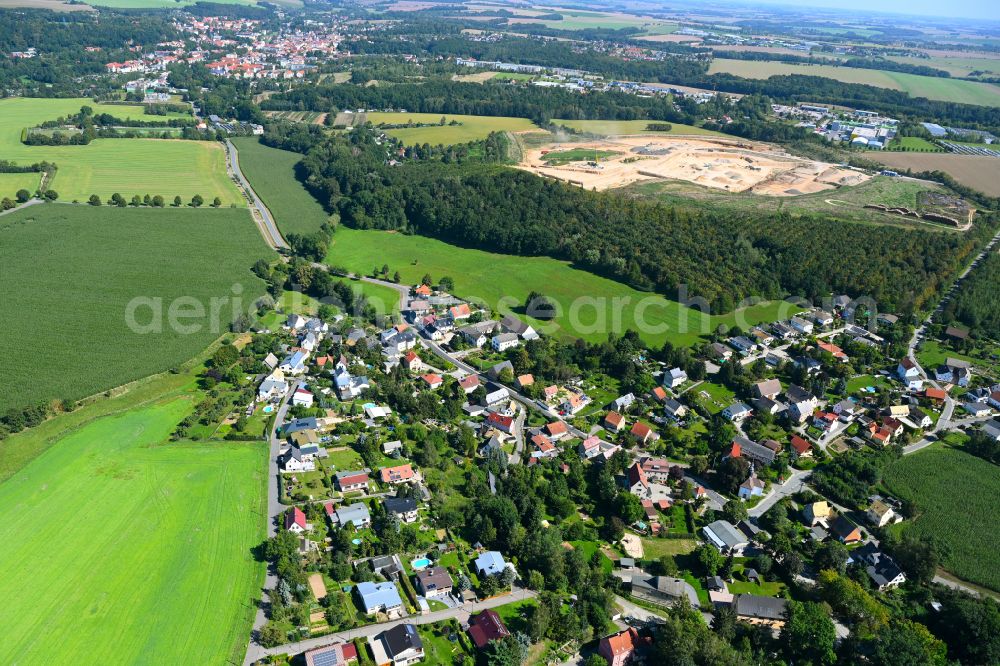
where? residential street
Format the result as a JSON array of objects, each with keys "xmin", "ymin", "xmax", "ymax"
[{"xmin": 251, "ymin": 586, "xmax": 537, "ymax": 661}]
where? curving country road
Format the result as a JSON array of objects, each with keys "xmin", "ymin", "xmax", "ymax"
[{"xmin": 225, "ymin": 139, "xmax": 289, "ymax": 251}]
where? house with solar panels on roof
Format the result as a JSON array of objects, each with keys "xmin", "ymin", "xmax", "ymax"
[{"xmin": 303, "ymin": 642, "xmax": 358, "ymax": 666}]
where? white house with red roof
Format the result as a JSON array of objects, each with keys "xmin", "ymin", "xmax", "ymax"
[{"xmin": 285, "ymin": 506, "xmax": 310, "ymax": 533}]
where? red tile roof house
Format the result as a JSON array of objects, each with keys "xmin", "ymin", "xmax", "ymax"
[
  {"xmin": 303, "ymin": 641, "xmax": 358, "ymax": 666},
  {"xmin": 421, "ymin": 373, "xmax": 443, "ymax": 389},
  {"xmin": 334, "ymin": 470, "xmax": 371, "ymax": 492},
  {"xmin": 630, "ymin": 421, "xmax": 659, "ymax": 444},
  {"xmin": 545, "ymin": 421, "xmax": 569, "ymax": 440},
  {"xmin": 604, "ymin": 411, "xmax": 626, "ymax": 432},
  {"xmin": 598, "ymin": 627, "xmax": 643, "ymax": 666},
  {"xmin": 380, "ymin": 464, "xmax": 415, "ymax": 485},
  {"xmin": 650, "ymin": 386, "xmax": 668, "ymax": 403},
  {"xmin": 626, "ymin": 463, "xmax": 649, "ymax": 496},
  {"xmin": 486, "ymin": 412, "xmax": 515, "ymax": 434},
  {"xmin": 403, "ymin": 350, "xmax": 422, "ymax": 372},
  {"xmin": 790, "ymin": 435, "xmax": 812, "ymax": 458},
  {"xmin": 459, "ymin": 375, "xmax": 480, "ymax": 394},
  {"xmin": 449, "ymin": 303, "xmax": 472, "ymax": 320},
  {"xmin": 640, "ymin": 458, "xmax": 672, "ymax": 483},
  {"xmin": 285, "ymin": 506, "xmax": 309, "ymax": 533},
  {"xmin": 468, "ymin": 609, "xmax": 510, "ymax": 650},
  {"xmin": 516, "ymin": 374, "xmax": 535, "ymax": 389}
]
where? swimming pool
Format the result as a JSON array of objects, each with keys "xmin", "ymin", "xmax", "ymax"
[
  {"xmin": 411, "ymin": 557, "xmax": 431, "ymax": 571},
  {"xmin": 262, "ymin": 405, "xmax": 274, "ymax": 413},
  {"xmin": 352, "ymin": 538, "xmax": 362, "ymax": 545}
]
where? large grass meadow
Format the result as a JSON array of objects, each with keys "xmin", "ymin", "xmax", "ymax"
[
  {"xmin": 708, "ymin": 59, "xmax": 1000, "ymax": 106},
  {"xmin": 0, "ymin": 98, "xmax": 242, "ymax": 204},
  {"xmin": 0, "ymin": 393, "xmax": 267, "ymax": 664},
  {"xmin": 0, "ymin": 204, "xmax": 271, "ymax": 412},
  {"xmin": 364, "ymin": 112, "xmax": 542, "ymax": 145},
  {"xmin": 328, "ymin": 226, "xmax": 799, "ymax": 347},
  {"xmin": 553, "ymin": 119, "xmax": 725, "ymax": 137},
  {"xmin": 883, "ymin": 445, "xmax": 1000, "ymax": 592},
  {"xmin": 0, "ymin": 172, "xmax": 42, "ymax": 199}
]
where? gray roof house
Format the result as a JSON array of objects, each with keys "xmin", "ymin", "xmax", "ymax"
[{"xmin": 703, "ymin": 520, "xmax": 749, "ymax": 555}]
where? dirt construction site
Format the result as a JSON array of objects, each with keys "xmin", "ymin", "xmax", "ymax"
[{"xmin": 518, "ymin": 136, "xmax": 870, "ymax": 195}]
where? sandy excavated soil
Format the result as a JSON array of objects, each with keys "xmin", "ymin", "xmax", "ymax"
[{"xmin": 518, "ymin": 136, "xmax": 869, "ymax": 195}]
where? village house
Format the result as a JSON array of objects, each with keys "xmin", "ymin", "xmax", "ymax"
[
  {"xmin": 727, "ymin": 436, "xmax": 776, "ymax": 467},
  {"xmin": 853, "ymin": 542, "xmax": 907, "ymax": 590},
  {"xmin": 491, "ymin": 332, "xmax": 520, "ymax": 352},
  {"xmin": 500, "ymin": 313, "xmax": 538, "ymax": 340},
  {"xmin": 598, "ymin": 627, "xmax": 643, "ymax": 666},
  {"xmin": 380, "ymin": 464, "xmax": 416, "ymax": 485},
  {"xmin": 789, "ymin": 435, "xmax": 812, "ymax": 459},
  {"xmin": 285, "ymin": 506, "xmax": 310, "ymax": 533},
  {"xmin": 664, "ymin": 398, "xmax": 688, "ymax": 420},
  {"xmin": 414, "ymin": 566, "xmax": 453, "ymax": 598},
  {"xmin": 803, "ymin": 500, "xmax": 831, "ymax": 526},
  {"xmin": 468, "ymin": 610, "xmax": 510, "ymax": 651},
  {"xmin": 734, "ymin": 595, "xmax": 788, "ymax": 629},
  {"xmin": 604, "ymin": 411, "xmax": 625, "ymax": 432},
  {"xmin": 722, "ymin": 402, "xmax": 752, "ymax": 422},
  {"xmin": 703, "ymin": 520, "xmax": 749, "ymax": 555},
  {"xmin": 753, "ymin": 379, "xmax": 782, "ymax": 401},
  {"xmin": 292, "ymin": 387, "xmax": 314, "ymax": 408},
  {"xmin": 335, "ymin": 471, "xmax": 370, "ymax": 493},
  {"xmin": 630, "ymin": 421, "xmax": 659, "ymax": 444},
  {"xmin": 866, "ymin": 499, "xmax": 897, "ymax": 527},
  {"xmin": 458, "ymin": 375, "xmax": 480, "ymax": 394},
  {"xmin": 402, "ymin": 351, "xmax": 423, "ymax": 373},
  {"xmin": 369, "ymin": 623, "xmax": 423, "ymax": 665},
  {"xmin": 329, "ymin": 502, "xmax": 371, "ymax": 528},
  {"xmin": 665, "ymin": 367, "xmax": 688, "ymax": 388},
  {"xmin": 629, "ymin": 575, "xmax": 698, "ymax": 608},
  {"xmin": 545, "ymin": 421, "xmax": 569, "ymax": 440},
  {"xmin": 516, "ymin": 374, "xmax": 534, "ymax": 390},
  {"xmin": 738, "ymin": 472, "xmax": 766, "ymax": 500},
  {"xmin": 475, "ymin": 551, "xmax": 508, "ymax": 577},
  {"xmin": 383, "ymin": 496, "xmax": 419, "ymax": 523},
  {"xmin": 831, "ymin": 515, "xmax": 863, "ymax": 544},
  {"xmin": 356, "ymin": 581, "xmax": 404, "ymax": 617},
  {"xmin": 303, "ymin": 642, "xmax": 358, "ymax": 666},
  {"xmin": 561, "ymin": 391, "xmax": 589, "ymax": 415},
  {"xmin": 896, "ymin": 357, "xmax": 923, "ymax": 390}
]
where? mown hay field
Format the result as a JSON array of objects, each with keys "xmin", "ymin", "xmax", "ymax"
[
  {"xmin": 0, "ymin": 204, "xmax": 270, "ymax": 412},
  {"xmin": 0, "ymin": 397, "xmax": 267, "ymax": 664},
  {"xmin": 884, "ymin": 445, "xmax": 1000, "ymax": 592},
  {"xmin": 0, "ymin": 97, "xmax": 242, "ymax": 204},
  {"xmin": 0, "ymin": 171, "xmax": 42, "ymax": 199},
  {"xmin": 870, "ymin": 153, "xmax": 1000, "ymax": 196},
  {"xmin": 708, "ymin": 59, "xmax": 1000, "ymax": 106}
]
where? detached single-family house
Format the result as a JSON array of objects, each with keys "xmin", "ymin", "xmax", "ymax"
[
  {"xmin": 383, "ymin": 496, "xmax": 419, "ymax": 523},
  {"xmin": 854, "ymin": 543, "xmax": 907, "ymax": 590},
  {"xmin": 803, "ymin": 501, "xmax": 830, "ymax": 526},
  {"xmin": 604, "ymin": 411, "xmax": 625, "ymax": 432},
  {"xmin": 664, "ymin": 398, "xmax": 688, "ymax": 420},
  {"xmin": 369, "ymin": 624, "xmax": 423, "ymax": 665},
  {"xmin": 598, "ymin": 627, "xmax": 642, "ymax": 666},
  {"xmin": 722, "ymin": 402, "xmax": 752, "ymax": 422},
  {"xmin": 475, "ymin": 551, "xmax": 508, "ymax": 577},
  {"xmin": 753, "ymin": 379, "xmax": 782, "ymax": 401},
  {"xmin": 665, "ymin": 367, "xmax": 688, "ymax": 388},
  {"xmin": 790, "ymin": 316, "xmax": 814, "ymax": 335},
  {"xmin": 335, "ymin": 471, "xmax": 370, "ymax": 493},
  {"xmin": 402, "ymin": 351, "xmax": 423, "ymax": 372},
  {"xmin": 459, "ymin": 375, "xmax": 480, "ymax": 394},
  {"xmin": 626, "ymin": 463, "xmax": 649, "ymax": 496},
  {"xmin": 285, "ymin": 506, "xmax": 310, "ymax": 533},
  {"xmin": 630, "ymin": 421, "xmax": 659, "ymax": 444},
  {"xmin": 333, "ymin": 502, "xmax": 371, "ymax": 528},
  {"xmin": 831, "ymin": 515, "xmax": 863, "ymax": 544},
  {"xmin": 380, "ymin": 464, "xmax": 415, "ymax": 485},
  {"xmin": 414, "ymin": 567, "xmax": 452, "ymax": 598},
  {"xmin": 500, "ymin": 314, "xmax": 538, "ymax": 340},
  {"xmin": 280, "ymin": 350, "xmax": 309, "ymax": 375},
  {"xmin": 292, "ymin": 387, "xmax": 314, "ymax": 408},
  {"xmin": 303, "ymin": 643, "xmax": 358, "ymax": 666},
  {"xmin": 613, "ymin": 393, "xmax": 636, "ymax": 411},
  {"xmin": 356, "ymin": 581, "xmax": 404, "ymax": 617},
  {"xmin": 545, "ymin": 421, "xmax": 569, "ymax": 440},
  {"xmin": 896, "ymin": 357, "xmax": 923, "ymax": 390},
  {"xmin": 790, "ymin": 435, "xmax": 812, "ymax": 459},
  {"xmin": 866, "ymin": 499, "xmax": 896, "ymax": 527},
  {"xmin": 738, "ymin": 473, "xmax": 765, "ymax": 500},
  {"xmin": 468, "ymin": 610, "xmax": 510, "ymax": 651}
]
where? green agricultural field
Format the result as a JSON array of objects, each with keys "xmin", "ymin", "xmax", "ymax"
[
  {"xmin": 0, "ymin": 204, "xmax": 270, "ymax": 412},
  {"xmin": 231, "ymin": 137, "xmax": 329, "ymax": 238},
  {"xmin": 883, "ymin": 445, "xmax": 1000, "ymax": 592},
  {"xmin": 0, "ymin": 171, "xmax": 41, "ymax": 199},
  {"xmin": 327, "ymin": 226, "xmax": 799, "ymax": 348},
  {"xmin": 886, "ymin": 136, "xmax": 942, "ymax": 152},
  {"xmin": 0, "ymin": 98, "xmax": 242, "ymax": 205},
  {"xmin": 0, "ymin": 396, "xmax": 267, "ymax": 664},
  {"xmin": 708, "ymin": 59, "xmax": 1000, "ymax": 106},
  {"xmin": 554, "ymin": 118, "xmax": 724, "ymax": 137},
  {"xmin": 887, "ymin": 54, "xmax": 1000, "ymax": 78},
  {"xmin": 364, "ymin": 112, "xmax": 541, "ymax": 145}
]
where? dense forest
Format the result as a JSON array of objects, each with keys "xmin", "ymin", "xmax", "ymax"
[
  {"xmin": 264, "ymin": 124, "xmax": 989, "ymax": 315},
  {"xmin": 940, "ymin": 251, "xmax": 1000, "ymax": 340}
]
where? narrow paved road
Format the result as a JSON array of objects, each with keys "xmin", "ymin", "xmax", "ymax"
[
  {"xmin": 252, "ymin": 586, "xmax": 537, "ymax": 661},
  {"xmin": 244, "ymin": 383, "xmax": 297, "ymax": 666},
  {"xmin": 0, "ymin": 198, "xmax": 43, "ymax": 218},
  {"xmin": 226, "ymin": 139, "xmax": 289, "ymax": 251}
]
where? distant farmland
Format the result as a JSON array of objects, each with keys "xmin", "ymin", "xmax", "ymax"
[
  {"xmin": 708, "ymin": 58, "xmax": 1000, "ymax": 106},
  {"xmin": 362, "ymin": 112, "xmax": 542, "ymax": 145},
  {"xmin": 553, "ymin": 119, "xmax": 724, "ymax": 137},
  {"xmin": 870, "ymin": 153, "xmax": 1000, "ymax": 196},
  {"xmin": 0, "ymin": 205, "xmax": 270, "ymax": 412},
  {"xmin": 0, "ymin": 98, "xmax": 242, "ymax": 205}
]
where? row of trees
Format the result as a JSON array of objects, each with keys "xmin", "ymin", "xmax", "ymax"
[{"xmin": 87, "ymin": 193, "xmax": 222, "ymax": 208}]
